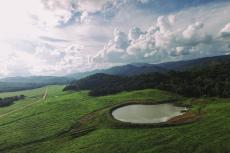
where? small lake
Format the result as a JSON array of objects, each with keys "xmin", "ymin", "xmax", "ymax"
[{"xmin": 112, "ymin": 103, "xmax": 187, "ymax": 124}]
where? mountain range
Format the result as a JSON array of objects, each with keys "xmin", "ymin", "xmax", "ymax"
[{"xmin": 0, "ymin": 54, "xmax": 230, "ymax": 93}]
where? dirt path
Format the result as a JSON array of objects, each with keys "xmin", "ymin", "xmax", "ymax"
[
  {"xmin": 43, "ymin": 88, "xmax": 48, "ymax": 100},
  {"xmin": 0, "ymin": 88, "xmax": 48, "ymax": 119}
]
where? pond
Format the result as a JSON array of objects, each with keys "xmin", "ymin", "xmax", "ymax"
[{"xmin": 112, "ymin": 103, "xmax": 187, "ymax": 124}]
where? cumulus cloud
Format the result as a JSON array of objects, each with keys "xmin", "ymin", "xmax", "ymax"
[
  {"xmin": 113, "ymin": 28, "xmax": 129, "ymax": 49},
  {"xmin": 93, "ymin": 28, "xmax": 129, "ymax": 63},
  {"xmin": 33, "ymin": 43, "xmax": 90, "ymax": 75},
  {"xmin": 94, "ymin": 13, "xmax": 230, "ymax": 64},
  {"xmin": 0, "ymin": 41, "xmax": 91, "ymax": 77},
  {"xmin": 33, "ymin": 0, "xmax": 131, "ymax": 26},
  {"xmin": 31, "ymin": 0, "xmax": 137, "ymax": 27},
  {"xmin": 29, "ymin": 0, "xmax": 79, "ymax": 27},
  {"xmin": 220, "ymin": 23, "xmax": 230, "ymax": 38},
  {"xmin": 128, "ymin": 27, "xmax": 144, "ymax": 41},
  {"xmin": 182, "ymin": 22, "xmax": 203, "ymax": 39},
  {"xmin": 0, "ymin": 0, "xmax": 230, "ymax": 77},
  {"xmin": 31, "ymin": 0, "xmax": 105, "ymax": 27}
]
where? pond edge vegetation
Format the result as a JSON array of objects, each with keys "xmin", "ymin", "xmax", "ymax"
[{"xmin": 68, "ymin": 99, "xmax": 203, "ymax": 139}]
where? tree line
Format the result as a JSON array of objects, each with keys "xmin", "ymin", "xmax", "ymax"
[
  {"xmin": 0, "ymin": 95, "xmax": 25, "ymax": 107},
  {"xmin": 64, "ymin": 61, "xmax": 230, "ymax": 98}
]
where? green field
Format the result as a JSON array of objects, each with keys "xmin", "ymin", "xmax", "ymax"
[{"xmin": 0, "ymin": 85, "xmax": 230, "ymax": 153}]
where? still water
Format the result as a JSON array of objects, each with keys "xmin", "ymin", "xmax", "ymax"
[{"xmin": 112, "ymin": 103, "xmax": 187, "ymax": 124}]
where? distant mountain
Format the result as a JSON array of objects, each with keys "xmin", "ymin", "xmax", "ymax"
[
  {"xmin": 64, "ymin": 59, "xmax": 230, "ymax": 97},
  {"xmin": 67, "ymin": 70, "xmax": 102, "ymax": 80},
  {"xmin": 158, "ymin": 54, "xmax": 230, "ymax": 71},
  {"xmin": 0, "ymin": 82, "xmax": 44, "ymax": 93},
  {"xmin": 101, "ymin": 64, "xmax": 166, "ymax": 76},
  {"xmin": 126, "ymin": 63, "xmax": 153, "ymax": 67},
  {"xmin": 0, "ymin": 76, "xmax": 72, "ymax": 84},
  {"xmin": 68, "ymin": 54, "xmax": 230, "ymax": 79},
  {"xmin": 0, "ymin": 76, "xmax": 73, "ymax": 93},
  {"xmin": 1, "ymin": 64, "xmax": 164, "ymax": 93},
  {"xmin": 68, "ymin": 63, "xmax": 166, "ymax": 79},
  {"xmin": 1, "ymin": 54, "xmax": 230, "ymax": 93}
]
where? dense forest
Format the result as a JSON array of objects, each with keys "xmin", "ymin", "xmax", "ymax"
[
  {"xmin": 64, "ymin": 61, "xmax": 230, "ymax": 98},
  {"xmin": 0, "ymin": 95, "xmax": 25, "ymax": 107}
]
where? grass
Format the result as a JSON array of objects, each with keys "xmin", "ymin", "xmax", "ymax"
[{"xmin": 0, "ymin": 85, "xmax": 229, "ymax": 153}]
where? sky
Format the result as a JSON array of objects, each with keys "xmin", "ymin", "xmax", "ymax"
[{"xmin": 0, "ymin": 0, "xmax": 230, "ymax": 77}]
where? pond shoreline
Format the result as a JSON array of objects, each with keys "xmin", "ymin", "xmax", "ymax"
[{"xmin": 108, "ymin": 99, "xmax": 200, "ymax": 128}]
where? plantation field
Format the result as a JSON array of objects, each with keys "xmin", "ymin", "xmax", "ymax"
[{"xmin": 0, "ymin": 85, "xmax": 230, "ymax": 153}]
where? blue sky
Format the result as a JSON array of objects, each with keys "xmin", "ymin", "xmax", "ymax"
[{"xmin": 0, "ymin": 0, "xmax": 230, "ymax": 77}]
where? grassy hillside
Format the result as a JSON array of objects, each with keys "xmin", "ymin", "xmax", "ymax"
[{"xmin": 0, "ymin": 85, "xmax": 229, "ymax": 153}]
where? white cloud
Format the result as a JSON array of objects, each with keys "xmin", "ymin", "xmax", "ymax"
[
  {"xmin": 30, "ymin": 0, "xmax": 78, "ymax": 27},
  {"xmin": 220, "ymin": 23, "xmax": 230, "ymax": 38},
  {"xmin": 0, "ymin": 40, "xmax": 93, "ymax": 77},
  {"xmin": 182, "ymin": 22, "xmax": 204, "ymax": 39},
  {"xmin": 113, "ymin": 28, "xmax": 129, "ymax": 49},
  {"xmin": 33, "ymin": 43, "xmax": 89, "ymax": 75},
  {"xmin": 0, "ymin": 44, "xmax": 40, "ymax": 77},
  {"xmin": 93, "ymin": 28, "xmax": 129, "ymax": 63},
  {"xmin": 94, "ymin": 8, "xmax": 230, "ymax": 64},
  {"xmin": 78, "ymin": 0, "xmax": 107, "ymax": 12},
  {"xmin": 128, "ymin": 27, "xmax": 144, "ymax": 41},
  {"xmin": 137, "ymin": 0, "xmax": 150, "ymax": 4},
  {"xmin": 0, "ymin": 0, "xmax": 230, "ymax": 77},
  {"xmin": 80, "ymin": 11, "xmax": 91, "ymax": 24}
]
